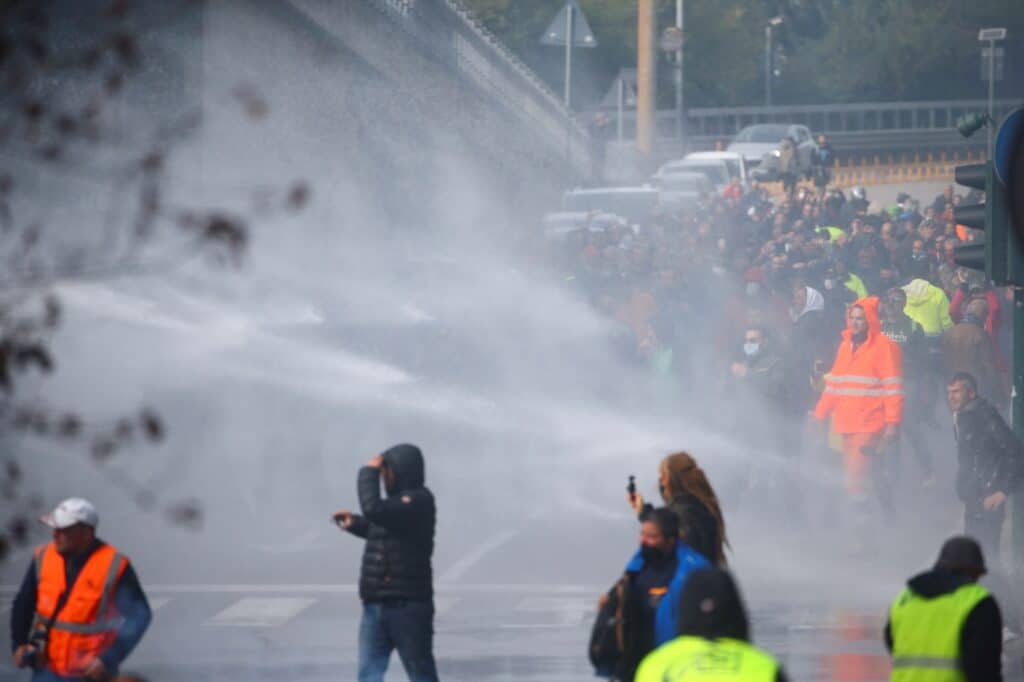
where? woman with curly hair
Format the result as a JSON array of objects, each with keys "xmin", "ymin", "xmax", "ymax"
[{"xmin": 630, "ymin": 451, "xmax": 729, "ymax": 566}]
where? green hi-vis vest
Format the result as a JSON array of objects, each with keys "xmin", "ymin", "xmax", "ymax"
[
  {"xmin": 888, "ymin": 582, "xmax": 990, "ymax": 682},
  {"xmin": 635, "ymin": 636, "xmax": 778, "ymax": 682}
]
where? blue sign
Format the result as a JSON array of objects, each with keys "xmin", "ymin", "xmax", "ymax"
[{"xmin": 995, "ymin": 107, "xmax": 1024, "ymax": 186}]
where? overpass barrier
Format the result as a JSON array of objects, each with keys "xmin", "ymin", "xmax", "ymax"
[
  {"xmin": 605, "ymin": 99, "xmax": 1017, "ymax": 159},
  {"xmin": 367, "ymin": 0, "xmax": 591, "ymax": 176}
]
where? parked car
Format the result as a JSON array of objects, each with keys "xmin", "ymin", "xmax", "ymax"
[
  {"xmin": 682, "ymin": 151, "xmax": 751, "ymax": 189},
  {"xmin": 562, "ymin": 186, "xmax": 659, "ymax": 225},
  {"xmin": 653, "ymin": 172, "xmax": 713, "ymax": 212},
  {"xmin": 654, "ymin": 157, "xmax": 731, "ymax": 193},
  {"xmin": 542, "ymin": 211, "xmax": 624, "ymax": 242},
  {"xmin": 727, "ymin": 123, "xmax": 818, "ymax": 170}
]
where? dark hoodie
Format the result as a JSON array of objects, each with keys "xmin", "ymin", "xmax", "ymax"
[
  {"xmin": 884, "ymin": 570, "xmax": 1002, "ymax": 682},
  {"xmin": 346, "ymin": 443, "xmax": 436, "ymax": 603}
]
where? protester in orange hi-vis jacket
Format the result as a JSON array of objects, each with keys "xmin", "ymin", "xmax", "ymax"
[{"xmin": 812, "ymin": 297, "xmax": 903, "ymax": 497}]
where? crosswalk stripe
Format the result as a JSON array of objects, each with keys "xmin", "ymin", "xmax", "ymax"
[
  {"xmin": 149, "ymin": 597, "xmax": 171, "ymax": 610},
  {"xmin": 515, "ymin": 597, "xmax": 592, "ymax": 625},
  {"xmin": 206, "ymin": 597, "xmax": 316, "ymax": 627},
  {"xmin": 435, "ymin": 595, "xmax": 459, "ymax": 615}
]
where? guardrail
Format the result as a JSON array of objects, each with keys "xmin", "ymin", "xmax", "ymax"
[
  {"xmin": 605, "ymin": 99, "xmax": 1018, "ymax": 159},
  {"xmin": 366, "ymin": 0, "xmax": 591, "ymax": 176}
]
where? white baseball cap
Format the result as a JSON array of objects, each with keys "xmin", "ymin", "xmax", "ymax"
[{"xmin": 40, "ymin": 498, "xmax": 99, "ymax": 529}]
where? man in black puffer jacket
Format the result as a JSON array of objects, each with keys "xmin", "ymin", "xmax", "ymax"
[{"xmin": 334, "ymin": 443, "xmax": 438, "ymax": 682}]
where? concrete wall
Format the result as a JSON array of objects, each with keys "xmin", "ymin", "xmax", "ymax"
[{"xmin": 196, "ymin": 0, "xmax": 585, "ymax": 231}]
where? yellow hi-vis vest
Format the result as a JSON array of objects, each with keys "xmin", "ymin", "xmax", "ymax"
[
  {"xmin": 888, "ymin": 582, "xmax": 990, "ymax": 682},
  {"xmin": 635, "ymin": 636, "xmax": 778, "ymax": 682}
]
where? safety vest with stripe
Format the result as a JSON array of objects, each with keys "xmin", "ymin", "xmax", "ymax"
[
  {"xmin": 888, "ymin": 583, "xmax": 990, "ymax": 682},
  {"xmin": 635, "ymin": 636, "xmax": 778, "ymax": 682},
  {"xmin": 33, "ymin": 542, "xmax": 128, "ymax": 677}
]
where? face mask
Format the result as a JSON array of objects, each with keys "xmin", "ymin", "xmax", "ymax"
[
  {"xmin": 641, "ymin": 544, "xmax": 671, "ymax": 562},
  {"xmin": 745, "ymin": 282, "xmax": 760, "ymax": 297},
  {"xmin": 824, "ymin": 278, "xmax": 836, "ymax": 290},
  {"xmin": 743, "ymin": 342, "xmax": 760, "ymax": 357}
]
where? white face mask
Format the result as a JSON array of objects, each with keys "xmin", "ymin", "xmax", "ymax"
[
  {"xmin": 743, "ymin": 342, "xmax": 760, "ymax": 357},
  {"xmin": 824, "ymin": 278, "xmax": 836, "ymax": 290}
]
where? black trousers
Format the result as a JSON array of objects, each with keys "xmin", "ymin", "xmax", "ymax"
[{"xmin": 966, "ymin": 504, "xmax": 1021, "ymax": 631}]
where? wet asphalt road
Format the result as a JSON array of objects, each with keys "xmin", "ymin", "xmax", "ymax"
[{"xmin": 4, "ymin": 504, "xmax": 1020, "ymax": 682}]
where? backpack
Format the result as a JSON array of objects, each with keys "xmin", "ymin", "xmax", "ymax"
[{"xmin": 589, "ymin": 575, "xmax": 629, "ymax": 675}]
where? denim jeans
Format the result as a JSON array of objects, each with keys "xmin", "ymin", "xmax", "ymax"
[{"xmin": 358, "ymin": 600, "xmax": 439, "ymax": 682}]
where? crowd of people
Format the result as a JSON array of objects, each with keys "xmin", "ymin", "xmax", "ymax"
[
  {"xmin": 539, "ymin": 176, "xmax": 1024, "ymax": 679},
  {"xmin": 544, "ymin": 178, "xmax": 1015, "ymax": 507},
  {"xmin": 11, "ymin": 173, "xmax": 1024, "ymax": 680}
]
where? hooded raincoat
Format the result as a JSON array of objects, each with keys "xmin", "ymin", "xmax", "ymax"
[
  {"xmin": 902, "ymin": 279, "xmax": 953, "ymax": 338},
  {"xmin": 813, "ymin": 297, "xmax": 903, "ymax": 435}
]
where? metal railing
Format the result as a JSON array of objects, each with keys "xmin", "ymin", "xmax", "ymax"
[
  {"xmin": 365, "ymin": 0, "xmax": 591, "ymax": 175},
  {"xmin": 605, "ymin": 99, "xmax": 1018, "ymax": 157},
  {"xmin": 682, "ymin": 99, "xmax": 1020, "ymax": 138}
]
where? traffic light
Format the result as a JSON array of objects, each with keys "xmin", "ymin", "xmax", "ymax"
[
  {"xmin": 952, "ymin": 161, "xmax": 1015, "ymax": 284},
  {"xmin": 955, "ymin": 112, "xmax": 991, "ymax": 139}
]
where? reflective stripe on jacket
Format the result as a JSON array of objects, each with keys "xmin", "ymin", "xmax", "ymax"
[
  {"xmin": 888, "ymin": 583, "xmax": 989, "ymax": 682},
  {"xmin": 814, "ymin": 297, "xmax": 904, "ymax": 434},
  {"xmin": 33, "ymin": 542, "xmax": 128, "ymax": 677},
  {"xmin": 635, "ymin": 636, "xmax": 778, "ymax": 682}
]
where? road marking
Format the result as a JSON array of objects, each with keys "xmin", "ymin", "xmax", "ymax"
[
  {"xmin": 206, "ymin": 597, "xmax": 316, "ymax": 627},
  {"xmin": 1, "ymin": 583, "xmax": 602, "ymax": 595},
  {"xmin": 515, "ymin": 597, "xmax": 592, "ymax": 626},
  {"xmin": 149, "ymin": 597, "xmax": 171, "ymax": 610},
  {"xmin": 435, "ymin": 595, "xmax": 459, "ymax": 615},
  {"xmin": 438, "ymin": 529, "xmax": 521, "ymax": 583}
]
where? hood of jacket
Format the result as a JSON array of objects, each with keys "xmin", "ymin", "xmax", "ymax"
[
  {"xmin": 675, "ymin": 567, "xmax": 749, "ymax": 641},
  {"xmin": 903, "ymin": 278, "xmax": 939, "ymax": 307},
  {"xmin": 843, "ymin": 295, "xmax": 882, "ymax": 343},
  {"xmin": 382, "ymin": 443, "xmax": 425, "ymax": 494},
  {"xmin": 906, "ymin": 569, "xmax": 975, "ymax": 599},
  {"xmin": 792, "ymin": 286, "xmax": 825, "ymax": 322}
]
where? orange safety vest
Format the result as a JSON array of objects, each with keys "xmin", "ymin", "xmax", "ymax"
[
  {"xmin": 32, "ymin": 542, "xmax": 128, "ymax": 677},
  {"xmin": 813, "ymin": 296, "xmax": 904, "ymax": 434}
]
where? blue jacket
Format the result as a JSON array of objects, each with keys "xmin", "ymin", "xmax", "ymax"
[{"xmin": 624, "ymin": 542, "xmax": 709, "ymax": 646}]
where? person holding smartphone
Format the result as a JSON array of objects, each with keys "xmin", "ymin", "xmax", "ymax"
[{"xmin": 333, "ymin": 444, "xmax": 438, "ymax": 682}]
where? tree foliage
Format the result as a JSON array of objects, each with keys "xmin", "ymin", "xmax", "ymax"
[
  {"xmin": 462, "ymin": 0, "xmax": 1024, "ymax": 108},
  {"xmin": 0, "ymin": 0, "xmax": 308, "ymax": 560}
]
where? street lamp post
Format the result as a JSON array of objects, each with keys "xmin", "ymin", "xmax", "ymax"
[
  {"xmin": 979, "ymin": 27, "xmax": 1006, "ymax": 160},
  {"xmin": 675, "ymin": 0, "xmax": 684, "ymax": 145},
  {"xmin": 765, "ymin": 17, "xmax": 783, "ymax": 108}
]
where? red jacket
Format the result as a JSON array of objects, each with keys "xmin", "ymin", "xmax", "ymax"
[{"xmin": 813, "ymin": 297, "xmax": 904, "ymax": 434}]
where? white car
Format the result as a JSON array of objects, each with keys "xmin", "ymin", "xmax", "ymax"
[
  {"xmin": 562, "ymin": 186, "xmax": 660, "ymax": 224},
  {"xmin": 682, "ymin": 151, "xmax": 751, "ymax": 189},
  {"xmin": 727, "ymin": 123, "xmax": 817, "ymax": 168},
  {"xmin": 542, "ymin": 211, "xmax": 624, "ymax": 241},
  {"xmin": 654, "ymin": 157, "xmax": 732, "ymax": 193},
  {"xmin": 654, "ymin": 172, "xmax": 713, "ymax": 212}
]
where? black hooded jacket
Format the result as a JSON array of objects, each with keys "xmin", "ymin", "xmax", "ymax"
[
  {"xmin": 345, "ymin": 444, "xmax": 436, "ymax": 603},
  {"xmin": 884, "ymin": 570, "xmax": 1002, "ymax": 682}
]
